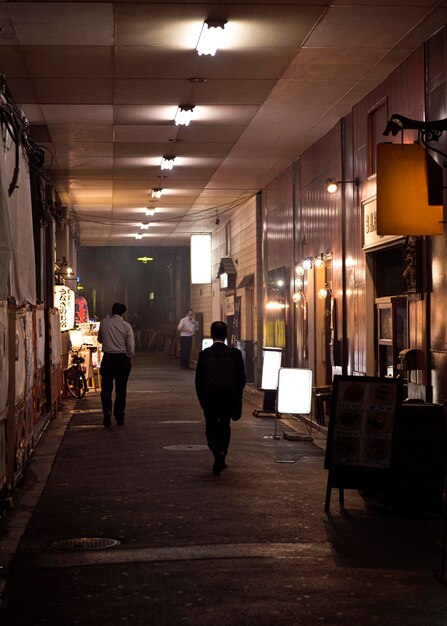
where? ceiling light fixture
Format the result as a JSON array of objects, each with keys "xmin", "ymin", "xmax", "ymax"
[
  {"xmin": 161, "ymin": 156, "xmax": 175, "ymax": 171},
  {"xmin": 196, "ymin": 19, "xmax": 227, "ymax": 56},
  {"xmin": 140, "ymin": 222, "xmax": 150, "ymax": 230},
  {"xmin": 151, "ymin": 188, "xmax": 163, "ymax": 199},
  {"xmin": 175, "ymin": 105, "xmax": 195, "ymax": 126},
  {"xmin": 146, "ymin": 207, "xmax": 156, "ymax": 217},
  {"xmin": 135, "ymin": 233, "xmax": 143, "ymax": 240}
]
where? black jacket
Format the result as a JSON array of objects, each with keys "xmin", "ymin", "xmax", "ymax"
[{"xmin": 195, "ymin": 341, "xmax": 246, "ymax": 411}]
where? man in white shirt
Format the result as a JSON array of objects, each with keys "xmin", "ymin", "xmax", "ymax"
[
  {"xmin": 177, "ymin": 309, "xmax": 197, "ymax": 369},
  {"xmin": 98, "ymin": 302, "xmax": 135, "ymax": 428}
]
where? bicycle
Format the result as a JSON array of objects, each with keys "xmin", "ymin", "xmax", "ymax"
[{"xmin": 66, "ymin": 346, "xmax": 88, "ymax": 399}]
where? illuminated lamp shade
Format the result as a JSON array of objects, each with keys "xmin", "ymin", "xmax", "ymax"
[
  {"xmin": 191, "ymin": 234, "xmax": 211, "ymax": 284},
  {"xmin": 326, "ymin": 178, "xmax": 338, "ymax": 193},
  {"xmin": 302, "ymin": 258, "xmax": 312, "ymax": 271},
  {"xmin": 175, "ymin": 106, "xmax": 195, "ymax": 126},
  {"xmin": 295, "ymin": 264, "xmax": 305, "ymax": 276},
  {"xmin": 261, "ymin": 347, "xmax": 283, "ymax": 390},
  {"xmin": 314, "ymin": 255, "xmax": 324, "ymax": 269},
  {"xmin": 318, "ymin": 288, "xmax": 328, "ymax": 300},
  {"xmin": 196, "ymin": 19, "xmax": 227, "ymax": 56},
  {"xmin": 292, "ymin": 291, "xmax": 302, "ymax": 303},
  {"xmin": 277, "ymin": 368, "xmax": 313, "ymax": 414}
]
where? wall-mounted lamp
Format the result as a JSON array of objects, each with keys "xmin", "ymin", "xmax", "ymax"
[
  {"xmin": 292, "ymin": 291, "xmax": 303, "ymax": 303},
  {"xmin": 295, "ymin": 264, "xmax": 305, "ymax": 276},
  {"xmin": 175, "ymin": 105, "xmax": 195, "ymax": 126},
  {"xmin": 196, "ymin": 19, "xmax": 227, "ymax": 56},
  {"xmin": 55, "ymin": 257, "xmax": 75, "ymax": 285},
  {"xmin": 161, "ymin": 156, "xmax": 175, "ymax": 171},
  {"xmin": 302, "ymin": 258, "xmax": 313, "ymax": 271},
  {"xmin": 318, "ymin": 283, "xmax": 333, "ymax": 300},
  {"xmin": 314, "ymin": 254, "xmax": 324, "ymax": 269},
  {"xmin": 325, "ymin": 177, "xmax": 360, "ymax": 193},
  {"xmin": 151, "ymin": 188, "xmax": 163, "ymax": 199}
]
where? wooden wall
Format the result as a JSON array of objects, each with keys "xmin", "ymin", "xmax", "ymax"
[{"xmin": 262, "ymin": 31, "xmax": 447, "ymax": 402}]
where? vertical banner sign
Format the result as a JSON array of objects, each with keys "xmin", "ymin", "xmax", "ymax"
[{"xmin": 54, "ymin": 286, "xmax": 75, "ymax": 331}]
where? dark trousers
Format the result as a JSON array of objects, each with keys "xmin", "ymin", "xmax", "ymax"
[
  {"xmin": 100, "ymin": 353, "xmax": 132, "ymax": 421},
  {"xmin": 180, "ymin": 335, "xmax": 193, "ymax": 368},
  {"xmin": 204, "ymin": 406, "xmax": 232, "ymax": 458}
]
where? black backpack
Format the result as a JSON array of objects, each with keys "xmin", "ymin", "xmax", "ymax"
[{"xmin": 204, "ymin": 351, "xmax": 235, "ymax": 393}]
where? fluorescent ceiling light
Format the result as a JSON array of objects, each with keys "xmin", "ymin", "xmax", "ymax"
[
  {"xmin": 161, "ymin": 156, "xmax": 175, "ymax": 170},
  {"xmin": 151, "ymin": 188, "xmax": 163, "ymax": 199},
  {"xmin": 146, "ymin": 207, "xmax": 156, "ymax": 216},
  {"xmin": 140, "ymin": 222, "xmax": 150, "ymax": 230},
  {"xmin": 135, "ymin": 233, "xmax": 143, "ymax": 240},
  {"xmin": 175, "ymin": 106, "xmax": 195, "ymax": 126},
  {"xmin": 196, "ymin": 19, "xmax": 227, "ymax": 56}
]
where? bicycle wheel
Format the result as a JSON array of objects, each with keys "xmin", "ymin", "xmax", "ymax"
[{"xmin": 66, "ymin": 367, "xmax": 87, "ymax": 399}]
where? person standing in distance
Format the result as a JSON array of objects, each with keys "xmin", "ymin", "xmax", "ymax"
[
  {"xmin": 98, "ymin": 302, "xmax": 135, "ymax": 428},
  {"xmin": 195, "ymin": 321, "xmax": 246, "ymax": 475},
  {"xmin": 177, "ymin": 309, "xmax": 197, "ymax": 369}
]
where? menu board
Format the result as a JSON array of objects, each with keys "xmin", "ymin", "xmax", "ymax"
[{"xmin": 326, "ymin": 375, "xmax": 402, "ymax": 470}]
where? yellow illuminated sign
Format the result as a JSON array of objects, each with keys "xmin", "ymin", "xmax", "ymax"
[
  {"xmin": 137, "ymin": 257, "xmax": 154, "ymax": 264},
  {"xmin": 377, "ymin": 143, "xmax": 443, "ymax": 236}
]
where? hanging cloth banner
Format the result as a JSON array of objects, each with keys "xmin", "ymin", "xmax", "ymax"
[{"xmin": 377, "ymin": 142, "xmax": 443, "ymax": 236}]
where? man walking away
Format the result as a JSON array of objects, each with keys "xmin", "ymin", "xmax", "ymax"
[
  {"xmin": 195, "ymin": 321, "xmax": 246, "ymax": 475},
  {"xmin": 177, "ymin": 309, "xmax": 197, "ymax": 369},
  {"xmin": 98, "ymin": 302, "xmax": 135, "ymax": 428}
]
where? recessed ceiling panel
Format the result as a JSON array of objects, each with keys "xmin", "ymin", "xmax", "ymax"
[
  {"xmin": 22, "ymin": 46, "xmax": 113, "ymax": 78},
  {"xmin": 8, "ymin": 2, "xmax": 115, "ymax": 46}
]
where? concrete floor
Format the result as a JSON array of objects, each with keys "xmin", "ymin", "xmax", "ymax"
[{"xmin": 1, "ymin": 351, "xmax": 447, "ymax": 625}]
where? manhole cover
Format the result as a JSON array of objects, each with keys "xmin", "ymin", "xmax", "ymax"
[
  {"xmin": 163, "ymin": 444, "xmax": 208, "ymax": 451},
  {"xmin": 50, "ymin": 537, "xmax": 120, "ymax": 551}
]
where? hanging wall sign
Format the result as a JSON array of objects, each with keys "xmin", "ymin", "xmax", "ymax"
[
  {"xmin": 54, "ymin": 285, "xmax": 75, "ymax": 331},
  {"xmin": 377, "ymin": 143, "xmax": 443, "ymax": 236}
]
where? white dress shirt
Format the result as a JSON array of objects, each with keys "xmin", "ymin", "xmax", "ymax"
[
  {"xmin": 178, "ymin": 316, "xmax": 196, "ymax": 337},
  {"xmin": 98, "ymin": 315, "xmax": 135, "ymax": 358}
]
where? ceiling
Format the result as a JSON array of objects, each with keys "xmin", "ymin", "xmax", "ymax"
[{"xmin": 2, "ymin": 1, "xmax": 447, "ymax": 246}]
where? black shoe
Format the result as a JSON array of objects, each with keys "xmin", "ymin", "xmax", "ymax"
[
  {"xmin": 116, "ymin": 420, "xmax": 124, "ymax": 426},
  {"xmin": 103, "ymin": 415, "xmax": 111, "ymax": 428},
  {"xmin": 212, "ymin": 454, "xmax": 227, "ymax": 476}
]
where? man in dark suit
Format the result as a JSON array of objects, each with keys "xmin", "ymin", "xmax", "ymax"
[{"xmin": 195, "ymin": 321, "xmax": 246, "ymax": 475}]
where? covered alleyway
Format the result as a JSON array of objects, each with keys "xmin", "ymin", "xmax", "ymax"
[{"xmin": 0, "ymin": 352, "xmax": 446, "ymax": 625}]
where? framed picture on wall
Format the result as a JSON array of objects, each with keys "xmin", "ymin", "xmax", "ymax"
[{"xmin": 225, "ymin": 295, "xmax": 235, "ymax": 316}]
